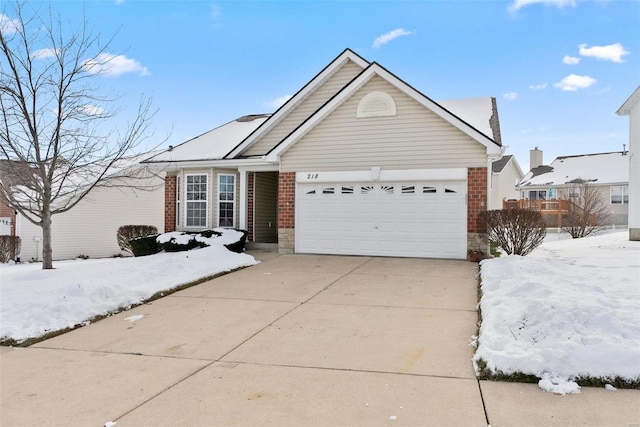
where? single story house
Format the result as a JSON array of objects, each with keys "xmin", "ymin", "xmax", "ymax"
[
  {"xmin": 616, "ymin": 85, "xmax": 639, "ymax": 241},
  {"xmin": 144, "ymin": 48, "xmax": 506, "ymax": 259},
  {"xmin": 517, "ymin": 149, "xmax": 630, "ymax": 226},
  {"xmin": 489, "ymin": 154, "xmax": 524, "ymax": 210}
]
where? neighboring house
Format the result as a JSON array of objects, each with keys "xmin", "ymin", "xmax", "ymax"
[
  {"xmin": 489, "ymin": 154, "xmax": 524, "ymax": 210},
  {"xmin": 0, "ymin": 202, "xmax": 16, "ymax": 236},
  {"xmin": 2, "ymin": 157, "xmax": 164, "ymax": 261},
  {"xmin": 517, "ymin": 149, "xmax": 630, "ymax": 226},
  {"xmin": 616, "ymin": 85, "xmax": 639, "ymax": 241},
  {"xmin": 144, "ymin": 48, "xmax": 505, "ymax": 259}
]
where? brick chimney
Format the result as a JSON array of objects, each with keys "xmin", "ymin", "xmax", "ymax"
[{"xmin": 530, "ymin": 146, "xmax": 543, "ymax": 169}]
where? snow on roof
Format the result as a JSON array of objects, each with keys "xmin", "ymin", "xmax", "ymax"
[
  {"xmin": 146, "ymin": 115, "xmax": 270, "ymax": 162},
  {"xmin": 519, "ymin": 151, "xmax": 629, "ymax": 187},
  {"xmin": 438, "ymin": 97, "xmax": 495, "ymax": 141}
]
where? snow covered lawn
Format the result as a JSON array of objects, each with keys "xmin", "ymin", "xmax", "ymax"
[
  {"xmin": 0, "ymin": 229, "xmax": 257, "ymax": 344},
  {"xmin": 474, "ymin": 230, "xmax": 640, "ymax": 393}
]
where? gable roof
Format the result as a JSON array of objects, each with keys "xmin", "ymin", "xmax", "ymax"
[
  {"xmin": 225, "ymin": 49, "xmax": 369, "ymax": 159},
  {"xmin": 617, "ymin": 85, "xmax": 640, "ymax": 116},
  {"xmin": 144, "ymin": 115, "xmax": 270, "ymax": 163},
  {"xmin": 265, "ymin": 61, "xmax": 502, "ymax": 162},
  {"xmin": 518, "ymin": 151, "xmax": 629, "ymax": 187},
  {"xmin": 492, "ymin": 155, "xmax": 512, "ymax": 173}
]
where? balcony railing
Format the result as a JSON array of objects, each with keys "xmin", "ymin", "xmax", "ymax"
[{"xmin": 502, "ymin": 199, "xmax": 575, "ymax": 227}]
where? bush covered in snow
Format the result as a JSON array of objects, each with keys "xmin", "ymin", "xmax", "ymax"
[
  {"xmin": 117, "ymin": 225, "xmax": 159, "ymax": 255},
  {"xmin": 129, "ymin": 235, "xmax": 160, "ymax": 257},
  {"xmin": 157, "ymin": 229, "xmax": 247, "ymax": 254}
]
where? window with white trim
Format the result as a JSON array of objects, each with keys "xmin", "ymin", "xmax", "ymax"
[
  {"xmin": 218, "ymin": 174, "xmax": 235, "ymax": 227},
  {"xmin": 185, "ymin": 174, "xmax": 208, "ymax": 228},
  {"xmin": 611, "ymin": 186, "xmax": 629, "ymax": 204}
]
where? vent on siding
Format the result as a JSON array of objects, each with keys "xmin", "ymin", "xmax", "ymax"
[{"xmin": 356, "ymin": 91, "xmax": 397, "ymax": 118}]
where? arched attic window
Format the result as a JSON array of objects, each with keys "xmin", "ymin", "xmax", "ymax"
[{"xmin": 356, "ymin": 91, "xmax": 397, "ymax": 118}]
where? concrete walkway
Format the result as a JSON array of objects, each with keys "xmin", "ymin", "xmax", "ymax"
[{"xmin": 1, "ymin": 252, "xmax": 638, "ymax": 426}]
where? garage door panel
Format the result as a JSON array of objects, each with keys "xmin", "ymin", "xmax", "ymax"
[{"xmin": 296, "ymin": 180, "xmax": 467, "ymax": 259}]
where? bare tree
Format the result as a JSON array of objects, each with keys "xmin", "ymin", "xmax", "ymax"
[
  {"xmin": 0, "ymin": 2, "xmax": 157, "ymax": 269},
  {"xmin": 561, "ymin": 181, "xmax": 611, "ymax": 238}
]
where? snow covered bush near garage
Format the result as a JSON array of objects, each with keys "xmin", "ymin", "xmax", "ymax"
[
  {"xmin": 0, "ymin": 228, "xmax": 257, "ymax": 344},
  {"xmin": 474, "ymin": 230, "xmax": 640, "ymax": 393}
]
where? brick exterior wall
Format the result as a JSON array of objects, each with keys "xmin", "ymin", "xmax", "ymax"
[
  {"xmin": 278, "ymin": 172, "xmax": 296, "ymax": 253},
  {"xmin": 0, "ymin": 202, "xmax": 16, "ymax": 236},
  {"xmin": 467, "ymin": 167, "xmax": 487, "ymax": 232},
  {"xmin": 164, "ymin": 175, "xmax": 176, "ymax": 233},
  {"xmin": 247, "ymin": 172, "xmax": 254, "ymax": 241},
  {"xmin": 467, "ymin": 167, "xmax": 488, "ymax": 254}
]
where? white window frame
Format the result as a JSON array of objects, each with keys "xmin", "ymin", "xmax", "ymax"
[
  {"xmin": 184, "ymin": 173, "xmax": 209, "ymax": 228},
  {"xmin": 176, "ymin": 175, "xmax": 181, "ymax": 227},
  {"xmin": 217, "ymin": 174, "xmax": 236, "ymax": 228},
  {"xmin": 610, "ymin": 185, "xmax": 629, "ymax": 204}
]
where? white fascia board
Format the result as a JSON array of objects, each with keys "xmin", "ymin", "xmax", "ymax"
[
  {"xmin": 145, "ymin": 158, "xmax": 275, "ymax": 172},
  {"xmin": 226, "ymin": 50, "xmax": 369, "ymax": 159},
  {"xmin": 296, "ymin": 168, "xmax": 467, "ymax": 183},
  {"xmin": 268, "ymin": 64, "xmax": 501, "ymax": 162}
]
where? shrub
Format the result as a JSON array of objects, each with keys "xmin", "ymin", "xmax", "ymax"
[
  {"xmin": 224, "ymin": 230, "xmax": 248, "ymax": 253},
  {"xmin": 129, "ymin": 235, "xmax": 160, "ymax": 257},
  {"xmin": 560, "ymin": 182, "xmax": 610, "ymax": 238},
  {"xmin": 0, "ymin": 236, "xmax": 21, "ymax": 263},
  {"xmin": 117, "ymin": 225, "xmax": 158, "ymax": 255},
  {"xmin": 479, "ymin": 209, "xmax": 546, "ymax": 256}
]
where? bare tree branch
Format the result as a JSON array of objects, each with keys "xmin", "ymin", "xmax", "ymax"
[{"xmin": 0, "ymin": 1, "xmax": 161, "ymax": 268}]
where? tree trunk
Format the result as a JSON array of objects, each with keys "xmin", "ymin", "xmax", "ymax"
[{"xmin": 42, "ymin": 208, "xmax": 53, "ymax": 269}]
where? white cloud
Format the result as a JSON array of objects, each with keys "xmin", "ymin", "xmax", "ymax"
[
  {"xmin": 372, "ymin": 28, "xmax": 414, "ymax": 49},
  {"xmin": 508, "ymin": 0, "xmax": 576, "ymax": 13},
  {"xmin": 78, "ymin": 104, "xmax": 105, "ymax": 117},
  {"xmin": 0, "ymin": 13, "xmax": 20, "ymax": 34},
  {"xmin": 31, "ymin": 48, "xmax": 59, "ymax": 60},
  {"xmin": 83, "ymin": 53, "xmax": 150, "ymax": 77},
  {"xmin": 503, "ymin": 92, "xmax": 518, "ymax": 101},
  {"xmin": 265, "ymin": 95, "xmax": 292, "ymax": 109},
  {"xmin": 562, "ymin": 55, "xmax": 580, "ymax": 65},
  {"xmin": 578, "ymin": 43, "xmax": 629, "ymax": 63},
  {"xmin": 529, "ymin": 83, "xmax": 548, "ymax": 90},
  {"xmin": 554, "ymin": 74, "xmax": 597, "ymax": 91}
]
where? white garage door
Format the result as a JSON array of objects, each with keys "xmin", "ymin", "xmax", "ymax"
[{"xmin": 296, "ymin": 181, "xmax": 467, "ymax": 259}]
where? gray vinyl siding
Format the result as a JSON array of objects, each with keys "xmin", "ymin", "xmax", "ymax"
[
  {"xmin": 253, "ymin": 172, "xmax": 278, "ymax": 243},
  {"xmin": 242, "ymin": 60, "xmax": 365, "ymax": 157},
  {"xmin": 280, "ymin": 76, "xmax": 488, "ymax": 172}
]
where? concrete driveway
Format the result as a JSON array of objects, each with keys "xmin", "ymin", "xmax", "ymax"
[{"xmin": 1, "ymin": 252, "xmax": 638, "ymax": 426}]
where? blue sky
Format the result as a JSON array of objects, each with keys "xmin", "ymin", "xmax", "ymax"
[{"xmin": 3, "ymin": 0, "xmax": 639, "ymax": 170}]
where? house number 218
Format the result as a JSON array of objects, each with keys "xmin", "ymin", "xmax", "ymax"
[{"xmin": 307, "ymin": 173, "xmax": 319, "ymax": 180}]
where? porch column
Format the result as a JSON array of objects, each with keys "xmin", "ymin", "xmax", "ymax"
[{"xmin": 238, "ymin": 169, "xmax": 249, "ymax": 230}]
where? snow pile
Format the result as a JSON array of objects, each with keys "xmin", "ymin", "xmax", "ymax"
[
  {"xmin": 474, "ymin": 231, "xmax": 640, "ymax": 393},
  {"xmin": 0, "ymin": 229, "xmax": 257, "ymax": 343},
  {"xmin": 157, "ymin": 228, "xmax": 245, "ymax": 247}
]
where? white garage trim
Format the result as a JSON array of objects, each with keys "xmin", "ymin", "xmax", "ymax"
[
  {"xmin": 296, "ymin": 168, "xmax": 467, "ymax": 184},
  {"xmin": 295, "ymin": 178, "xmax": 467, "ymax": 259}
]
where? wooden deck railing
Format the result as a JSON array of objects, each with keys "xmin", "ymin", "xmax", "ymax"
[{"xmin": 502, "ymin": 199, "xmax": 575, "ymax": 227}]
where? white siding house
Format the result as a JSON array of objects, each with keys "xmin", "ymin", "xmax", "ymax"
[
  {"xmin": 617, "ymin": 85, "xmax": 640, "ymax": 241},
  {"xmin": 17, "ymin": 166, "xmax": 164, "ymax": 261},
  {"xmin": 489, "ymin": 155, "xmax": 524, "ymax": 210},
  {"xmin": 145, "ymin": 49, "xmax": 505, "ymax": 260}
]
